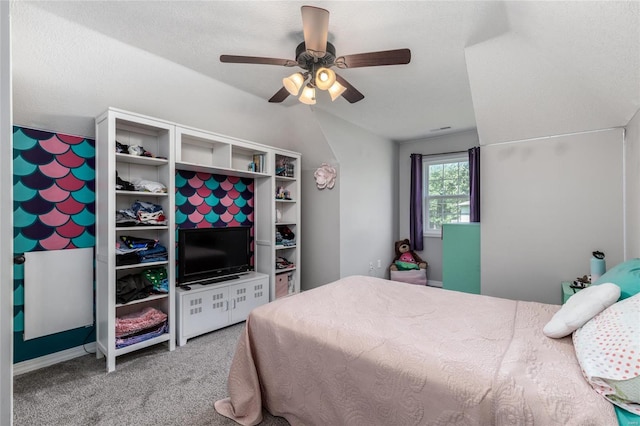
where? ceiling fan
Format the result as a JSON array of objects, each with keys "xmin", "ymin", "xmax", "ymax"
[{"xmin": 220, "ymin": 5, "xmax": 411, "ymax": 105}]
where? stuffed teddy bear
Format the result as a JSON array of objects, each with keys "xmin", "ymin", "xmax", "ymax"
[{"xmin": 390, "ymin": 238, "xmax": 427, "ymax": 271}]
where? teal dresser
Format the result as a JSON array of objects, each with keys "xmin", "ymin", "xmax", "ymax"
[{"xmin": 442, "ymin": 223, "xmax": 480, "ymax": 294}]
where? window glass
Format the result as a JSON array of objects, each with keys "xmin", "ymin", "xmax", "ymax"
[{"xmin": 423, "ymin": 154, "xmax": 469, "ymax": 235}]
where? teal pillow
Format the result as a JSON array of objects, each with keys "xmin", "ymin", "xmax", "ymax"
[{"xmin": 594, "ymin": 258, "xmax": 640, "ymax": 300}]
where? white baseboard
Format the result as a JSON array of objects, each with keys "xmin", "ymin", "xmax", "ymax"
[
  {"xmin": 428, "ymin": 280, "xmax": 443, "ymax": 288},
  {"xmin": 13, "ymin": 343, "xmax": 96, "ymax": 376}
]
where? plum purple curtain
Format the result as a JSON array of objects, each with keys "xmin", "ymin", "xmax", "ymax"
[
  {"xmin": 410, "ymin": 153, "xmax": 424, "ymax": 251},
  {"xmin": 468, "ymin": 147, "xmax": 480, "ymax": 222}
]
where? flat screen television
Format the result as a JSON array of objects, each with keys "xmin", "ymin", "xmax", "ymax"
[{"xmin": 177, "ymin": 226, "xmax": 252, "ymax": 285}]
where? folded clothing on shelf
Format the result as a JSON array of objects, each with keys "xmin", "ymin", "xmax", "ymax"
[
  {"xmin": 138, "ymin": 244, "xmax": 168, "ymax": 263},
  {"xmin": 130, "ymin": 178, "xmax": 167, "ymax": 194},
  {"xmin": 276, "ymin": 256, "xmax": 295, "ymax": 270},
  {"xmin": 115, "ymin": 171, "xmax": 135, "ymax": 191},
  {"xmin": 116, "ymin": 252, "xmax": 139, "ymax": 266},
  {"xmin": 141, "ymin": 267, "xmax": 169, "ymax": 293},
  {"xmin": 115, "ymin": 171, "xmax": 166, "ymax": 194},
  {"xmin": 132, "ymin": 200, "xmax": 167, "ymax": 225},
  {"xmin": 116, "ymin": 321, "xmax": 168, "ymax": 349},
  {"xmin": 276, "ymin": 225, "xmax": 295, "ymax": 246},
  {"xmin": 120, "ymin": 235, "xmax": 158, "ymax": 250},
  {"xmin": 115, "ymin": 306, "xmax": 168, "ymax": 337},
  {"xmin": 116, "ymin": 273, "xmax": 153, "ymax": 304},
  {"xmin": 116, "ymin": 238, "xmax": 168, "ymax": 266},
  {"xmin": 115, "ymin": 306, "xmax": 168, "ymax": 349},
  {"xmin": 116, "ymin": 200, "xmax": 167, "ymax": 227},
  {"xmin": 115, "ymin": 211, "xmax": 138, "ymax": 227},
  {"xmin": 115, "ymin": 141, "xmax": 157, "ymax": 158}
]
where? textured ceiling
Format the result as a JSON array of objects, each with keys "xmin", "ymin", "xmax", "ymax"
[{"xmin": 17, "ymin": 1, "xmax": 640, "ymax": 142}]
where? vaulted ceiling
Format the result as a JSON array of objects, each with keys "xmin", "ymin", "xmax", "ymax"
[{"xmin": 13, "ymin": 1, "xmax": 640, "ymax": 143}]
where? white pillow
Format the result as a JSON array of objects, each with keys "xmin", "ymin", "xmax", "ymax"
[
  {"xmin": 543, "ymin": 282, "xmax": 620, "ymax": 338},
  {"xmin": 573, "ymin": 293, "xmax": 640, "ymax": 414}
]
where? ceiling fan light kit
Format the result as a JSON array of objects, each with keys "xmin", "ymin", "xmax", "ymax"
[
  {"xmin": 315, "ymin": 67, "xmax": 336, "ymax": 90},
  {"xmin": 299, "ymin": 85, "xmax": 316, "ymax": 105},
  {"xmin": 328, "ymin": 81, "xmax": 347, "ymax": 101},
  {"xmin": 283, "ymin": 72, "xmax": 305, "ymax": 96},
  {"xmin": 220, "ymin": 5, "xmax": 411, "ymax": 104}
]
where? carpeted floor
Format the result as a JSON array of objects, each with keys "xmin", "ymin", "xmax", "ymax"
[{"xmin": 13, "ymin": 322, "xmax": 289, "ymax": 426}]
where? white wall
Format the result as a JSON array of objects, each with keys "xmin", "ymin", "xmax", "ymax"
[
  {"xmin": 465, "ymin": 4, "xmax": 640, "ymax": 145},
  {"xmin": 10, "ymin": 3, "xmax": 324, "ymax": 150},
  {"xmin": 625, "ymin": 108, "xmax": 640, "ymax": 259},
  {"xmin": 397, "ymin": 130, "xmax": 479, "ymax": 282},
  {"xmin": 0, "ymin": 1, "xmax": 13, "ymax": 423},
  {"xmin": 314, "ymin": 109, "xmax": 396, "ymax": 280},
  {"xmin": 300, "ymin": 167, "xmax": 341, "ymax": 290},
  {"xmin": 482, "ymin": 129, "xmax": 624, "ymax": 305}
]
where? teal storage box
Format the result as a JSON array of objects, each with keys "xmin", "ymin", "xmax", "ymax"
[{"xmin": 442, "ymin": 223, "xmax": 480, "ymax": 294}]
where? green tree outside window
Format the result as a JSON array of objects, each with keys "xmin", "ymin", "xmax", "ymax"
[{"xmin": 424, "ymin": 157, "xmax": 469, "ymax": 233}]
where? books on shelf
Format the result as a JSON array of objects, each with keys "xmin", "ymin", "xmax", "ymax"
[{"xmin": 249, "ymin": 154, "xmax": 265, "ymax": 173}]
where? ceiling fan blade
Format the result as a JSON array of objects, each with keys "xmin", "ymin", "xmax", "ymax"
[
  {"xmin": 220, "ymin": 55, "xmax": 297, "ymax": 67},
  {"xmin": 301, "ymin": 5, "xmax": 329, "ymax": 58},
  {"xmin": 335, "ymin": 48, "xmax": 411, "ymax": 69},
  {"xmin": 335, "ymin": 74, "xmax": 365, "ymax": 103},
  {"xmin": 268, "ymin": 87, "xmax": 290, "ymax": 103}
]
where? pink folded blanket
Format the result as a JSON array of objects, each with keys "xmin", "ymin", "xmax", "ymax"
[{"xmin": 115, "ymin": 307, "xmax": 167, "ymax": 337}]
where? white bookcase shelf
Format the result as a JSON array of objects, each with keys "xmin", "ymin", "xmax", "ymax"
[
  {"xmin": 96, "ymin": 108, "xmax": 301, "ymax": 359},
  {"xmin": 114, "ymin": 334, "xmax": 172, "ymax": 357},
  {"xmin": 115, "ymin": 260, "xmax": 168, "ymax": 271},
  {"xmin": 256, "ymin": 152, "xmax": 301, "ymax": 300},
  {"xmin": 175, "ymin": 125, "xmax": 270, "ymax": 175},
  {"xmin": 95, "ymin": 108, "xmax": 176, "ymax": 372},
  {"xmin": 174, "ymin": 161, "xmax": 269, "ymax": 179},
  {"xmin": 115, "ymin": 293, "xmax": 169, "ymax": 308},
  {"xmin": 116, "ymin": 190, "xmax": 168, "ymax": 197},
  {"xmin": 115, "ymin": 153, "xmax": 169, "ymax": 166}
]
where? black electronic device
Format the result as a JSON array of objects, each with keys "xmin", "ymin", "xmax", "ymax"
[{"xmin": 177, "ymin": 226, "xmax": 252, "ymax": 286}]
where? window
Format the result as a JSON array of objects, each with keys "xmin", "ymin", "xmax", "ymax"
[{"xmin": 423, "ymin": 154, "xmax": 469, "ymax": 235}]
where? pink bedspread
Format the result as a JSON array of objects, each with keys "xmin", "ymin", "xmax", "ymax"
[{"xmin": 215, "ymin": 275, "xmax": 617, "ymax": 425}]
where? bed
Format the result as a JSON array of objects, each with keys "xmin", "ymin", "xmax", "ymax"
[{"xmin": 214, "ymin": 275, "xmax": 631, "ymax": 425}]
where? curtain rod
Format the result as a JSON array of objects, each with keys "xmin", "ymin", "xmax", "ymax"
[{"xmin": 411, "ymin": 149, "xmax": 470, "ymax": 157}]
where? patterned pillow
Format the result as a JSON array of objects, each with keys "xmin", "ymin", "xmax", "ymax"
[{"xmin": 573, "ymin": 293, "xmax": 640, "ymax": 415}]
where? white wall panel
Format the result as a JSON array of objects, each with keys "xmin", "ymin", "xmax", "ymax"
[
  {"xmin": 0, "ymin": 0, "xmax": 12, "ymax": 421},
  {"xmin": 625, "ymin": 109, "xmax": 640, "ymax": 259},
  {"xmin": 24, "ymin": 248, "xmax": 93, "ymax": 340},
  {"xmin": 482, "ymin": 129, "xmax": 623, "ymax": 305}
]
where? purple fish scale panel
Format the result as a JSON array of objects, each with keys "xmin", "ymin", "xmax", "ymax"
[
  {"xmin": 175, "ymin": 170, "xmax": 254, "ymax": 264},
  {"xmin": 12, "ymin": 126, "xmax": 95, "ymax": 332}
]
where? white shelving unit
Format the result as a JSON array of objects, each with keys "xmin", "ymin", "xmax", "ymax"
[
  {"xmin": 95, "ymin": 108, "xmax": 302, "ymax": 360},
  {"xmin": 174, "ymin": 126, "xmax": 302, "ymax": 302},
  {"xmin": 175, "ymin": 125, "xmax": 271, "ymax": 178},
  {"xmin": 256, "ymin": 152, "xmax": 301, "ymax": 300},
  {"xmin": 95, "ymin": 108, "xmax": 176, "ymax": 372}
]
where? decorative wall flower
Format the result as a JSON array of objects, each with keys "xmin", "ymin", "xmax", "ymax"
[{"xmin": 314, "ymin": 163, "xmax": 337, "ymax": 190}]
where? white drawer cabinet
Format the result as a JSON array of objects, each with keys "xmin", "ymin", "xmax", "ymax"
[{"xmin": 176, "ymin": 272, "xmax": 269, "ymax": 346}]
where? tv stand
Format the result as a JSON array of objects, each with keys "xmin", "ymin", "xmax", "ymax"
[
  {"xmin": 198, "ymin": 275, "xmax": 240, "ymax": 285},
  {"xmin": 175, "ymin": 271, "xmax": 268, "ymax": 346}
]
